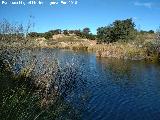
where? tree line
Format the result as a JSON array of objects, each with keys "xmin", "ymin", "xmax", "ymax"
[
  {"xmin": 27, "ymin": 18, "xmax": 156, "ymax": 43},
  {"xmin": 0, "ymin": 18, "xmax": 156, "ymax": 43},
  {"xmin": 27, "ymin": 28, "xmax": 96, "ymax": 40}
]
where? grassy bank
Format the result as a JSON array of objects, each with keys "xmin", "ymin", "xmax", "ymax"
[
  {"xmin": 26, "ymin": 33, "xmax": 159, "ymax": 61},
  {"xmin": 1, "ymin": 33, "xmax": 159, "ymax": 61}
]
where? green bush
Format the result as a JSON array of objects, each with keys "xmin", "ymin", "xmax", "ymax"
[
  {"xmin": 140, "ymin": 30, "xmax": 154, "ymax": 34},
  {"xmin": 48, "ymin": 29, "xmax": 62, "ymax": 35},
  {"xmin": 148, "ymin": 30, "xmax": 154, "ymax": 34},
  {"xmin": 44, "ymin": 32, "xmax": 52, "ymax": 39},
  {"xmin": 83, "ymin": 27, "xmax": 90, "ymax": 34},
  {"xmin": 72, "ymin": 29, "xmax": 96, "ymax": 40},
  {"xmin": 27, "ymin": 32, "xmax": 39, "ymax": 38},
  {"xmin": 97, "ymin": 18, "xmax": 136, "ymax": 43},
  {"xmin": 63, "ymin": 30, "xmax": 69, "ymax": 36}
]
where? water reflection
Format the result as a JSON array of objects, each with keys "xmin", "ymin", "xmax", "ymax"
[
  {"xmin": 85, "ymin": 57, "xmax": 160, "ymax": 120},
  {"xmin": 1, "ymin": 48, "xmax": 160, "ymax": 120}
]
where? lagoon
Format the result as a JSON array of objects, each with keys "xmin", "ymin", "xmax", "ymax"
[
  {"xmin": 33, "ymin": 49, "xmax": 160, "ymax": 120},
  {"xmin": 1, "ymin": 48, "xmax": 160, "ymax": 120}
]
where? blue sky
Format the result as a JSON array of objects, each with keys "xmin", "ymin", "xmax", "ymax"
[{"xmin": 0, "ymin": 0, "xmax": 160, "ymax": 34}]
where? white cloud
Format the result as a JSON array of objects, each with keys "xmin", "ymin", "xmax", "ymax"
[{"xmin": 134, "ymin": 2, "xmax": 153, "ymax": 8}]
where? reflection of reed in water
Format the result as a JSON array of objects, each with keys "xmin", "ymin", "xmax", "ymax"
[
  {"xmin": 97, "ymin": 58, "xmax": 132, "ymax": 74},
  {"xmin": 96, "ymin": 58, "xmax": 146, "ymax": 87}
]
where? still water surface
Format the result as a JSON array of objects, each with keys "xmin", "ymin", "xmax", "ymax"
[{"xmin": 21, "ymin": 49, "xmax": 160, "ymax": 120}]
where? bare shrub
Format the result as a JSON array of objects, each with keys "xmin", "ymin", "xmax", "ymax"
[
  {"xmin": 0, "ymin": 17, "xmax": 36, "ymax": 49},
  {"xmin": 0, "ymin": 49, "xmax": 83, "ymax": 107},
  {"xmin": 0, "ymin": 19, "xmax": 24, "ymax": 42}
]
